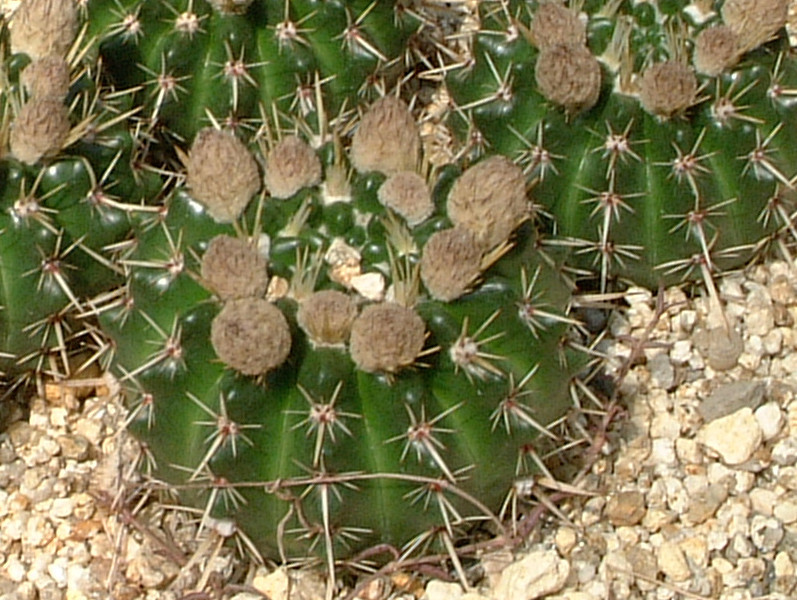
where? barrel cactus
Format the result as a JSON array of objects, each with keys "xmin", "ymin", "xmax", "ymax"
[
  {"xmin": 444, "ymin": 0, "xmax": 797, "ymax": 290},
  {"xmin": 0, "ymin": 0, "xmax": 161, "ymax": 384},
  {"xmin": 36, "ymin": 0, "xmax": 588, "ymax": 567},
  {"xmin": 96, "ymin": 94, "xmax": 583, "ymax": 563}
]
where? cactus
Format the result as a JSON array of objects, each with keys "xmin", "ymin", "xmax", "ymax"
[
  {"xmin": 95, "ymin": 93, "xmax": 584, "ymax": 563},
  {"xmin": 0, "ymin": 2, "xmax": 162, "ymax": 384},
  {"xmin": 444, "ymin": 0, "xmax": 797, "ymax": 290},
  {"xmin": 87, "ymin": 0, "xmax": 413, "ymax": 142},
  {"xmin": 0, "ymin": 0, "xmax": 574, "ymax": 567}
]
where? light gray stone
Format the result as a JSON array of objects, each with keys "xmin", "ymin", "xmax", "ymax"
[
  {"xmin": 697, "ymin": 408, "xmax": 763, "ymax": 465},
  {"xmin": 494, "ymin": 550, "xmax": 569, "ymax": 600}
]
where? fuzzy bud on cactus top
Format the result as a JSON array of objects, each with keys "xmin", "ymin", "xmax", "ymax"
[
  {"xmin": 350, "ymin": 96, "xmax": 420, "ymax": 175},
  {"xmin": 10, "ymin": 0, "xmax": 77, "ymax": 60},
  {"xmin": 185, "ymin": 128, "xmax": 261, "ymax": 223},
  {"xmin": 9, "ymin": 97, "xmax": 69, "ymax": 164}
]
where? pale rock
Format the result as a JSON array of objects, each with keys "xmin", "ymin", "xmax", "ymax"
[
  {"xmin": 674, "ymin": 437, "xmax": 703, "ymax": 464},
  {"xmin": 680, "ymin": 535, "xmax": 709, "ymax": 568},
  {"xmin": 685, "ymin": 482, "xmax": 727, "ymax": 524},
  {"xmin": 697, "ymin": 408, "xmax": 762, "ymax": 465},
  {"xmin": 650, "ymin": 438, "xmax": 678, "ymax": 467},
  {"xmin": 650, "ymin": 412, "xmax": 681, "ymax": 439},
  {"xmin": 730, "ymin": 532, "xmax": 754, "ymax": 557},
  {"xmin": 755, "ymin": 402, "xmax": 784, "ymax": 441},
  {"xmin": 745, "ymin": 304, "xmax": 774, "ymax": 336},
  {"xmin": 669, "ymin": 339, "xmax": 692, "ymax": 365},
  {"xmin": 580, "ymin": 497, "xmax": 605, "ymax": 527},
  {"xmin": 749, "ymin": 514, "xmax": 783, "ymax": 552},
  {"xmin": 624, "ymin": 546, "xmax": 657, "ymax": 590},
  {"xmin": 749, "ymin": 488, "xmax": 778, "ymax": 516},
  {"xmin": 252, "ymin": 567, "xmax": 288, "ymax": 600},
  {"xmin": 546, "ymin": 593, "xmax": 598, "ymax": 600},
  {"xmin": 493, "ymin": 549, "xmax": 569, "ymax": 600},
  {"xmin": 605, "ymin": 491, "xmax": 645, "ymax": 527},
  {"xmin": 641, "ymin": 508, "xmax": 675, "ymax": 531},
  {"xmin": 4, "ymin": 555, "xmax": 27, "ymax": 582},
  {"xmin": 50, "ymin": 497, "xmax": 73, "ymax": 519},
  {"xmin": 554, "ymin": 527, "xmax": 578, "ymax": 555},
  {"xmin": 774, "ymin": 500, "xmax": 797, "ymax": 524},
  {"xmin": 774, "ymin": 551, "xmax": 797, "ymax": 594},
  {"xmin": 662, "ymin": 476, "xmax": 689, "ymax": 513},
  {"xmin": 679, "ymin": 309, "xmax": 697, "ymax": 333},
  {"xmin": 46, "ymin": 557, "xmax": 68, "ymax": 587},
  {"xmin": 657, "ymin": 541, "xmax": 691, "ymax": 581},
  {"xmin": 423, "ymin": 580, "xmax": 463, "ymax": 600},
  {"xmin": 764, "ymin": 328, "xmax": 784, "ymax": 355}
]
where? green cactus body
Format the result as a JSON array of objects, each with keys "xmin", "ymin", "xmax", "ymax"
[
  {"xmin": 0, "ymin": 12, "xmax": 161, "ymax": 379},
  {"xmin": 89, "ymin": 0, "xmax": 411, "ymax": 141},
  {"xmin": 446, "ymin": 0, "xmax": 797, "ymax": 289},
  {"xmin": 97, "ymin": 114, "xmax": 582, "ymax": 560}
]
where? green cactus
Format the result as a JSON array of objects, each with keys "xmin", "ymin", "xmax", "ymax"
[
  {"xmin": 0, "ymin": 3, "xmax": 162, "ymax": 383},
  {"xmin": 95, "ymin": 92, "xmax": 584, "ymax": 562},
  {"xmin": 88, "ymin": 0, "xmax": 413, "ymax": 142},
  {"xmin": 444, "ymin": 0, "xmax": 797, "ymax": 290}
]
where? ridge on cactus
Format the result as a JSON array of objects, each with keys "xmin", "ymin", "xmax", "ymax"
[{"xmin": 444, "ymin": 0, "xmax": 797, "ymax": 291}]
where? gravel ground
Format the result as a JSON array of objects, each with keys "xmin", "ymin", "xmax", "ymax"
[{"xmin": 1, "ymin": 257, "xmax": 797, "ymax": 599}]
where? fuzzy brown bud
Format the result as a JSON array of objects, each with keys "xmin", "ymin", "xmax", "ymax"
[
  {"xmin": 722, "ymin": 0, "xmax": 788, "ymax": 53},
  {"xmin": 10, "ymin": 97, "xmax": 69, "ymax": 164},
  {"xmin": 377, "ymin": 171, "xmax": 434, "ymax": 226},
  {"xmin": 638, "ymin": 61, "xmax": 698, "ymax": 118},
  {"xmin": 264, "ymin": 135, "xmax": 322, "ymax": 199},
  {"xmin": 211, "ymin": 298, "xmax": 291, "ymax": 376},
  {"xmin": 447, "ymin": 155, "xmax": 528, "ymax": 249},
  {"xmin": 350, "ymin": 96, "xmax": 420, "ymax": 176},
  {"xmin": 693, "ymin": 26, "xmax": 741, "ymax": 76},
  {"xmin": 530, "ymin": 2, "xmax": 587, "ymax": 50},
  {"xmin": 421, "ymin": 228, "xmax": 483, "ymax": 302},
  {"xmin": 21, "ymin": 55, "xmax": 70, "ymax": 101},
  {"xmin": 535, "ymin": 43, "xmax": 602, "ymax": 114},
  {"xmin": 10, "ymin": 0, "xmax": 78, "ymax": 60},
  {"xmin": 349, "ymin": 302, "xmax": 426, "ymax": 373},
  {"xmin": 186, "ymin": 128, "xmax": 261, "ymax": 223},
  {"xmin": 200, "ymin": 235, "xmax": 269, "ymax": 301},
  {"xmin": 297, "ymin": 290, "xmax": 359, "ymax": 346}
]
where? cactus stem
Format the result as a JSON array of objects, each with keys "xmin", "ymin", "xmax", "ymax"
[
  {"xmin": 661, "ymin": 128, "xmax": 713, "ymax": 199},
  {"xmin": 188, "ymin": 391, "xmax": 261, "ymax": 480},
  {"xmin": 338, "ymin": 2, "xmax": 388, "ymax": 62},
  {"xmin": 20, "ymin": 308, "xmax": 71, "ymax": 376},
  {"xmin": 289, "ymin": 381, "xmax": 358, "ymax": 469},
  {"xmin": 140, "ymin": 56, "xmax": 190, "ymax": 128},
  {"xmin": 122, "ymin": 222, "xmax": 185, "ymax": 282},
  {"xmin": 509, "ymin": 122, "xmax": 561, "ymax": 181},
  {"xmin": 162, "ymin": 0, "xmax": 205, "ymax": 39},
  {"xmin": 710, "ymin": 77, "xmax": 762, "ymax": 126},
  {"xmin": 517, "ymin": 266, "xmax": 580, "ymax": 338},
  {"xmin": 449, "ymin": 309, "xmax": 506, "ymax": 381},
  {"xmin": 212, "ymin": 41, "xmax": 264, "ymax": 112},
  {"xmin": 121, "ymin": 311, "xmax": 184, "ymax": 380},
  {"xmin": 104, "ymin": 1, "xmax": 143, "ymax": 41},
  {"xmin": 456, "ymin": 52, "xmax": 513, "ymax": 112},
  {"xmin": 489, "ymin": 364, "xmax": 556, "ymax": 439},
  {"xmin": 742, "ymin": 124, "xmax": 792, "ymax": 187},
  {"xmin": 28, "ymin": 232, "xmax": 83, "ymax": 310},
  {"xmin": 388, "ymin": 402, "xmax": 463, "ymax": 483},
  {"xmin": 272, "ymin": 0, "xmax": 314, "ymax": 52}
]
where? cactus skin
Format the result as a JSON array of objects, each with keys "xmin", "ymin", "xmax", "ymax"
[
  {"xmin": 97, "ymin": 138, "xmax": 582, "ymax": 560},
  {"xmin": 0, "ymin": 12, "xmax": 162, "ymax": 382},
  {"xmin": 89, "ymin": 0, "xmax": 412, "ymax": 142},
  {"xmin": 445, "ymin": 0, "xmax": 797, "ymax": 290}
]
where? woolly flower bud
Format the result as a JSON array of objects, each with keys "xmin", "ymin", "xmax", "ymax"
[
  {"xmin": 349, "ymin": 302, "xmax": 426, "ymax": 373},
  {"xmin": 10, "ymin": 0, "xmax": 78, "ymax": 60},
  {"xmin": 186, "ymin": 128, "xmax": 260, "ymax": 223},
  {"xmin": 350, "ymin": 96, "xmax": 420, "ymax": 176},
  {"xmin": 377, "ymin": 171, "xmax": 434, "ymax": 226},
  {"xmin": 421, "ymin": 228, "xmax": 483, "ymax": 302},
  {"xmin": 535, "ymin": 43, "xmax": 601, "ymax": 114},
  {"xmin": 530, "ymin": 2, "xmax": 586, "ymax": 50},
  {"xmin": 21, "ymin": 55, "xmax": 70, "ymax": 101},
  {"xmin": 264, "ymin": 135, "xmax": 322, "ymax": 199},
  {"xmin": 211, "ymin": 297, "xmax": 291, "ymax": 376},
  {"xmin": 722, "ymin": 0, "xmax": 788, "ymax": 53},
  {"xmin": 297, "ymin": 290, "xmax": 359, "ymax": 346},
  {"xmin": 693, "ymin": 26, "xmax": 741, "ymax": 76},
  {"xmin": 10, "ymin": 97, "xmax": 69, "ymax": 164},
  {"xmin": 638, "ymin": 61, "xmax": 698, "ymax": 118},
  {"xmin": 201, "ymin": 235, "xmax": 269, "ymax": 301},
  {"xmin": 447, "ymin": 155, "xmax": 528, "ymax": 249}
]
